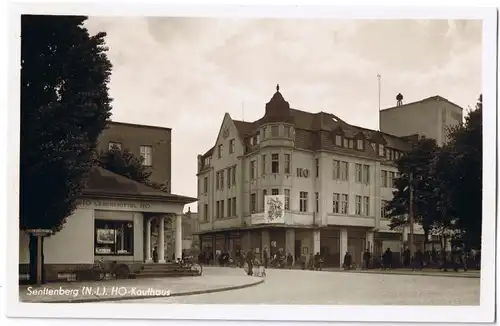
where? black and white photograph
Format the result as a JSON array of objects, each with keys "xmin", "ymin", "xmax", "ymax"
[{"xmin": 4, "ymin": 2, "xmax": 497, "ymax": 325}]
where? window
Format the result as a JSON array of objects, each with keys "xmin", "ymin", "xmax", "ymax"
[
  {"xmin": 381, "ymin": 200, "xmax": 389, "ymax": 219},
  {"xmin": 261, "ymin": 155, "xmax": 266, "ymax": 175},
  {"xmin": 363, "ymin": 196, "xmax": 370, "ymax": 216},
  {"xmin": 315, "ymin": 159, "xmax": 319, "ymax": 178},
  {"xmin": 250, "ymin": 193, "xmax": 256, "ymax": 213},
  {"xmin": 95, "ymin": 220, "xmax": 133, "ymax": 255},
  {"xmin": 340, "ymin": 161, "xmax": 349, "ymax": 181},
  {"xmin": 250, "ymin": 160, "xmax": 256, "ymax": 179},
  {"xmin": 271, "ymin": 125, "xmax": 279, "ymax": 137},
  {"xmin": 284, "ymin": 189, "xmax": 290, "ymax": 210},
  {"xmin": 356, "ymin": 139, "xmax": 364, "ymax": 150},
  {"xmin": 220, "ymin": 170, "xmax": 224, "ymax": 189},
  {"xmin": 227, "ymin": 169, "xmax": 231, "ymax": 188},
  {"xmin": 299, "ymin": 192, "xmax": 308, "ymax": 212},
  {"xmin": 378, "ymin": 144, "xmax": 385, "ymax": 157},
  {"xmin": 227, "ymin": 199, "xmax": 232, "ymax": 217},
  {"xmin": 284, "ymin": 126, "xmax": 291, "ymax": 137},
  {"xmin": 140, "ymin": 145, "xmax": 152, "ymax": 166},
  {"xmin": 108, "ymin": 142, "xmax": 122, "ymax": 151},
  {"xmin": 386, "ymin": 148, "xmax": 391, "ymax": 160},
  {"xmin": 256, "ymin": 133, "xmax": 260, "ymax": 144},
  {"xmin": 332, "ymin": 193, "xmax": 340, "ymax": 213},
  {"xmin": 355, "ymin": 196, "xmax": 362, "ymax": 215},
  {"xmin": 232, "ymin": 166, "xmax": 236, "ymax": 186},
  {"xmin": 250, "ymin": 137, "xmax": 254, "ymax": 146},
  {"xmin": 229, "ymin": 139, "xmax": 235, "ymax": 154},
  {"xmin": 335, "ymin": 135, "xmax": 342, "ymax": 146},
  {"xmin": 388, "ymin": 171, "xmax": 395, "ymax": 188},
  {"xmin": 203, "ymin": 156, "xmax": 211, "ymax": 167},
  {"xmin": 232, "ymin": 197, "xmax": 237, "ymax": 216},
  {"xmin": 333, "ymin": 160, "xmax": 340, "ymax": 180},
  {"xmin": 343, "ymin": 138, "xmax": 349, "ymax": 148},
  {"xmin": 315, "ymin": 192, "xmax": 319, "ymax": 213},
  {"xmin": 348, "ymin": 139, "xmax": 354, "ymax": 149},
  {"xmin": 218, "ymin": 144, "xmax": 223, "ymax": 158},
  {"xmin": 220, "ymin": 200, "xmax": 224, "ymax": 218},
  {"xmin": 204, "ymin": 204, "xmax": 208, "ymax": 221},
  {"xmin": 355, "ymin": 163, "xmax": 362, "ymax": 183},
  {"xmin": 341, "ymin": 194, "xmax": 349, "ymax": 214},
  {"xmin": 271, "ymin": 189, "xmax": 279, "ymax": 196},
  {"xmin": 262, "ymin": 127, "xmax": 267, "ymax": 139},
  {"xmin": 381, "ymin": 170, "xmax": 388, "ymax": 187},
  {"xmin": 215, "ymin": 172, "xmax": 220, "ymax": 189},
  {"xmin": 284, "ymin": 154, "xmax": 291, "ymax": 174},
  {"xmin": 271, "ymin": 153, "xmax": 279, "ymax": 173},
  {"xmin": 203, "ymin": 177, "xmax": 208, "ymax": 193},
  {"xmin": 363, "ymin": 165, "xmax": 370, "ymax": 184},
  {"xmin": 262, "ymin": 189, "xmax": 267, "ymax": 210}
]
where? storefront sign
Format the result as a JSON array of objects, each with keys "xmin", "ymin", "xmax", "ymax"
[
  {"xmin": 264, "ymin": 195, "xmax": 285, "ymax": 224},
  {"xmin": 78, "ymin": 199, "xmax": 151, "ymax": 210},
  {"xmin": 296, "ymin": 168, "xmax": 310, "ymax": 178}
]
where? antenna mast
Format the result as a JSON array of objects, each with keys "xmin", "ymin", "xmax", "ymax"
[{"xmin": 377, "ymin": 74, "xmax": 382, "ymax": 111}]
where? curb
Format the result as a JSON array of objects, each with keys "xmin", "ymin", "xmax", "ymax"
[
  {"xmin": 325, "ymin": 269, "xmax": 480, "ymax": 279},
  {"xmin": 26, "ymin": 278, "xmax": 265, "ymax": 304}
]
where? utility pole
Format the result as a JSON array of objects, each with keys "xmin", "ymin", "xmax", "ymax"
[{"xmin": 409, "ymin": 172, "xmax": 415, "ymax": 258}]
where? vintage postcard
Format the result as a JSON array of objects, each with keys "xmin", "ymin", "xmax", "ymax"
[{"xmin": 5, "ymin": 2, "xmax": 497, "ymax": 324}]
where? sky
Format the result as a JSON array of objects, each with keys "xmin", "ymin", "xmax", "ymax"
[{"xmin": 84, "ymin": 18, "xmax": 482, "ymax": 211}]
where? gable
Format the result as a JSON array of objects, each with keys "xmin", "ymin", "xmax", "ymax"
[{"xmin": 210, "ymin": 113, "xmax": 244, "ymax": 159}]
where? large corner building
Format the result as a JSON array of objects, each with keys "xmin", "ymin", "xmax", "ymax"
[{"xmin": 196, "ymin": 86, "xmax": 462, "ymax": 267}]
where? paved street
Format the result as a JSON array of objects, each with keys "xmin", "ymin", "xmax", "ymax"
[{"xmin": 115, "ymin": 268, "xmax": 480, "ymax": 305}]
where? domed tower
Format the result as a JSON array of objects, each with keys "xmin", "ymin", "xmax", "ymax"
[{"xmin": 261, "ymin": 84, "xmax": 294, "ymax": 124}]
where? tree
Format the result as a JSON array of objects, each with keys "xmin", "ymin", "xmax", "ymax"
[
  {"xmin": 20, "ymin": 15, "xmax": 112, "ymax": 283},
  {"xmin": 386, "ymin": 137, "xmax": 441, "ymax": 242},
  {"xmin": 98, "ymin": 146, "xmax": 152, "ymax": 185},
  {"xmin": 438, "ymin": 95, "xmax": 482, "ymax": 248}
]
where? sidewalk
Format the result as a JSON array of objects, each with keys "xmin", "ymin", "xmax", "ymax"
[
  {"xmin": 19, "ymin": 267, "xmax": 263, "ymax": 303},
  {"xmin": 322, "ymin": 267, "xmax": 480, "ymax": 278}
]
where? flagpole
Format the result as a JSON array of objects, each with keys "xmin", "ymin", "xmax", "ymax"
[{"xmin": 377, "ymin": 74, "xmax": 382, "ymax": 112}]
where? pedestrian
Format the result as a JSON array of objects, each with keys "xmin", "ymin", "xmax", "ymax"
[
  {"xmin": 382, "ymin": 248, "xmax": 392, "ymax": 270},
  {"xmin": 413, "ymin": 249, "xmax": 424, "ymax": 271},
  {"xmin": 152, "ymin": 246, "xmax": 158, "ymax": 263},
  {"xmin": 362, "ymin": 249, "xmax": 371, "ymax": 270},
  {"xmin": 343, "ymin": 251, "xmax": 352, "ymax": 270},
  {"xmin": 263, "ymin": 247, "xmax": 269, "ymax": 269},
  {"xmin": 287, "ymin": 253, "xmax": 294, "ymax": 269},
  {"xmin": 403, "ymin": 248, "xmax": 410, "ymax": 269},
  {"xmin": 300, "ymin": 253, "xmax": 307, "ymax": 270},
  {"xmin": 246, "ymin": 250, "xmax": 254, "ymax": 276}
]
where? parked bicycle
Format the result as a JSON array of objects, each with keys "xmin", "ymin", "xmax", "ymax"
[
  {"xmin": 91, "ymin": 258, "xmax": 130, "ymax": 281},
  {"xmin": 177, "ymin": 256, "xmax": 203, "ymax": 275}
]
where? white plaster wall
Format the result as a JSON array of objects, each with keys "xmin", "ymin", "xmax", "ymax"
[{"xmin": 19, "ymin": 208, "xmax": 95, "ymax": 264}]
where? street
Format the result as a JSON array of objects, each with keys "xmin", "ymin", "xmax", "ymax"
[{"xmin": 113, "ymin": 268, "xmax": 480, "ymax": 305}]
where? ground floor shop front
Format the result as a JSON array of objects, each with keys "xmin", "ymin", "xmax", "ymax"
[{"xmin": 198, "ymin": 226, "xmax": 428, "ymax": 268}]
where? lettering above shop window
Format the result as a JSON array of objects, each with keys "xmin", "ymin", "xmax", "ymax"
[
  {"xmin": 296, "ymin": 168, "xmax": 310, "ymax": 178},
  {"xmin": 77, "ymin": 199, "xmax": 151, "ymax": 209}
]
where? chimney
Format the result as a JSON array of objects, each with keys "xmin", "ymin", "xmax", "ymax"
[{"xmin": 396, "ymin": 93, "xmax": 404, "ymax": 106}]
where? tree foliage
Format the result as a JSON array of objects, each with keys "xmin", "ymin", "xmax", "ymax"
[
  {"xmin": 21, "ymin": 15, "xmax": 112, "ymax": 231},
  {"xmin": 387, "ymin": 95, "xmax": 483, "ymax": 248},
  {"xmin": 20, "ymin": 15, "xmax": 113, "ymax": 283},
  {"xmin": 386, "ymin": 137, "xmax": 440, "ymax": 240},
  {"xmin": 97, "ymin": 146, "xmax": 169, "ymax": 192}
]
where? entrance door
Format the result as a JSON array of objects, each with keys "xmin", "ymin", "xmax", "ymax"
[{"xmin": 294, "ymin": 240, "xmax": 301, "ymax": 260}]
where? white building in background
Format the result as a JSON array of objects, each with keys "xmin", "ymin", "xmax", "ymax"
[
  {"xmin": 196, "ymin": 86, "xmax": 461, "ymax": 267},
  {"xmin": 380, "ymin": 94, "xmax": 463, "ymax": 146}
]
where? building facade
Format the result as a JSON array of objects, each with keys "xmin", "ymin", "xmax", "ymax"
[
  {"xmin": 97, "ymin": 122, "xmax": 172, "ymax": 189},
  {"xmin": 196, "ymin": 86, "xmax": 431, "ymax": 268},
  {"xmin": 379, "ymin": 95, "xmax": 463, "ymax": 146},
  {"xmin": 19, "ymin": 167, "xmax": 196, "ymax": 281}
]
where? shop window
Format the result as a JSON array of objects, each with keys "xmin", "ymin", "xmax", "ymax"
[{"xmin": 95, "ymin": 219, "xmax": 133, "ymax": 255}]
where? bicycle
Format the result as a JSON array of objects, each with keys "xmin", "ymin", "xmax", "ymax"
[
  {"xmin": 177, "ymin": 257, "xmax": 203, "ymax": 275},
  {"xmin": 91, "ymin": 258, "xmax": 130, "ymax": 281}
]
